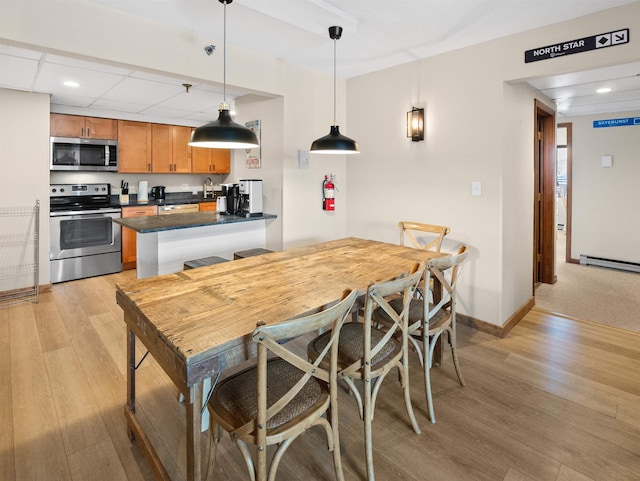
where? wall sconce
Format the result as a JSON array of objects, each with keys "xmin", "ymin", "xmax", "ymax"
[{"xmin": 407, "ymin": 107, "xmax": 424, "ymax": 142}]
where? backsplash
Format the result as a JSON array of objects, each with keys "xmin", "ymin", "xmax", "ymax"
[{"xmin": 49, "ymin": 171, "xmax": 230, "ymax": 195}]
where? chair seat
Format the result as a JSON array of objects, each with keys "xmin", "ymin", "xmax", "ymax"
[
  {"xmin": 210, "ymin": 358, "xmax": 327, "ymax": 432},
  {"xmin": 308, "ymin": 322, "xmax": 401, "ymax": 371},
  {"xmin": 233, "ymin": 248, "xmax": 274, "ymax": 259},
  {"xmin": 183, "ymin": 256, "xmax": 229, "ymax": 269}
]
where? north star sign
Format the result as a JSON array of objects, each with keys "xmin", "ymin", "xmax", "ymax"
[{"xmin": 524, "ymin": 28, "xmax": 629, "ymax": 63}]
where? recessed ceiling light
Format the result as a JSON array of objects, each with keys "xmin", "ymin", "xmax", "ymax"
[
  {"xmin": 596, "ymin": 87, "xmax": 612, "ymax": 94},
  {"xmin": 63, "ymin": 81, "xmax": 80, "ymax": 87}
]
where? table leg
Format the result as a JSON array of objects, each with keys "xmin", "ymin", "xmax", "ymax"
[
  {"xmin": 127, "ymin": 328, "xmax": 136, "ymax": 440},
  {"xmin": 186, "ymin": 382, "xmax": 204, "ymax": 481}
]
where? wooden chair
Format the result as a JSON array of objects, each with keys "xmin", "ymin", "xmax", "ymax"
[
  {"xmin": 398, "ymin": 221, "xmax": 450, "ymax": 252},
  {"xmin": 372, "ymin": 245, "xmax": 469, "ymax": 423},
  {"xmin": 398, "ymin": 220, "xmax": 450, "ymax": 296},
  {"xmin": 205, "ymin": 288, "xmax": 358, "ymax": 481},
  {"xmin": 307, "ymin": 263, "xmax": 425, "ymax": 481}
]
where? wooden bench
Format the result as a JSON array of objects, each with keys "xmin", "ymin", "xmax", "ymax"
[
  {"xmin": 233, "ymin": 248, "xmax": 274, "ymax": 260},
  {"xmin": 183, "ymin": 256, "xmax": 230, "ymax": 270}
]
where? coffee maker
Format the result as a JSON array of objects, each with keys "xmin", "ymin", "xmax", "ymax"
[
  {"xmin": 239, "ymin": 179, "xmax": 263, "ymax": 216},
  {"xmin": 221, "ymin": 183, "xmax": 240, "ymax": 215}
]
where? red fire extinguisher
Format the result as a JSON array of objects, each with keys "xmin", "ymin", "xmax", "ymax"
[{"xmin": 322, "ymin": 174, "xmax": 335, "ymax": 211}]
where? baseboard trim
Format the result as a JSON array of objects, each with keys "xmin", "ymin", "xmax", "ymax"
[{"xmin": 457, "ymin": 296, "xmax": 535, "ymax": 338}]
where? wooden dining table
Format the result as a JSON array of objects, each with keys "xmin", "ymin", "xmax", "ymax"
[{"xmin": 115, "ymin": 237, "xmax": 447, "ymax": 481}]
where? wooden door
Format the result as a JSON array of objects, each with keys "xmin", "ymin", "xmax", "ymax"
[
  {"xmin": 151, "ymin": 124, "xmax": 173, "ymax": 173},
  {"xmin": 85, "ymin": 117, "xmax": 117, "ymax": 139},
  {"xmin": 172, "ymin": 126, "xmax": 193, "ymax": 173},
  {"xmin": 533, "ymin": 100, "xmax": 556, "ymax": 286},
  {"xmin": 121, "ymin": 205, "xmax": 158, "ymax": 270},
  {"xmin": 191, "ymin": 144, "xmax": 212, "ymax": 173},
  {"xmin": 50, "ymin": 113, "xmax": 84, "ymax": 137},
  {"xmin": 210, "ymin": 149, "xmax": 230, "ymax": 173},
  {"xmin": 118, "ymin": 120, "xmax": 152, "ymax": 173},
  {"xmin": 198, "ymin": 202, "xmax": 217, "ymax": 212}
]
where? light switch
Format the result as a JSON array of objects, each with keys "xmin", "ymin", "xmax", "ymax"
[
  {"xmin": 298, "ymin": 149, "xmax": 309, "ymax": 169},
  {"xmin": 601, "ymin": 155, "xmax": 612, "ymax": 167},
  {"xmin": 471, "ymin": 181, "xmax": 482, "ymax": 196}
]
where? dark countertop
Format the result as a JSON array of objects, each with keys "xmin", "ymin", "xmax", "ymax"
[
  {"xmin": 114, "ymin": 211, "xmax": 277, "ymax": 233},
  {"xmin": 113, "ymin": 192, "xmax": 218, "ymax": 208}
]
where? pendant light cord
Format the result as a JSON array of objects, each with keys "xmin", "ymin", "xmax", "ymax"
[
  {"xmin": 223, "ymin": 0, "xmax": 227, "ymax": 104},
  {"xmin": 333, "ymin": 36, "xmax": 337, "ymax": 126}
]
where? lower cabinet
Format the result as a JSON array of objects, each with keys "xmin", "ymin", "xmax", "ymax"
[
  {"xmin": 122, "ymin": 205, "xmax": 158, "ymax": 270},
  {"xmin": 199, "ymin": 202, "xmax": 217, "ymax": 212}
]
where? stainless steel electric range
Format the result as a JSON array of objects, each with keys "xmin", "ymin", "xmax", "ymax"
[{"xmin": 49, "ymin": 183, "xmax": 122, "ymax": 283}]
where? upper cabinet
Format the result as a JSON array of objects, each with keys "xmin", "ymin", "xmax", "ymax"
[
  {"xmin": 50, "ymin": 114, "xmax": 117, "ymax": 139},
  {"xmin": 118, "ymin": 120, "xmax": 152, "ymax": 173},
  {"xmin": 192, "ymin": 145, "xmax": 230, "ymax": 174},
  {"xmin": 120, "ymin": 122, "xmax": 229, "ymax": 174},
  {"xmin": 151, "ymin": 124, "xmax": 192, "ymax": 173}
]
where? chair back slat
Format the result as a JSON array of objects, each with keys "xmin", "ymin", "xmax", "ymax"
[{"xmin": 399, "ymin": 221, "xmax": 450, "ymax": 253}]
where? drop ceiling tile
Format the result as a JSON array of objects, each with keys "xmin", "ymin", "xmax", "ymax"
[
  {"xmin": 0, "ymin": 54, "xmax": 39, "ymax": 90},
  {"xmin": 49, "ymin": 93, "xmax": 96, "ymax": 108},
  {"xmin": 91, "ymin": 98, "xmax": 148, "ymax": 113},
  {"xmin": 156, "ymin": 89, "xmax": 223, "ymax": 111},
  {"xmin": 140, "ymin": 105, "xmax": 196, "ymax": 119},
  {"xmin": 102, "ymin": 77, "xmax": 184, "ymax": 104},
  {"xmin": 35, "ymin": 62, "xmax": 125, "ymax": 97},
  {"xmin": 182, "ymin": 112, "xmax": 220, "ymax": 122}
]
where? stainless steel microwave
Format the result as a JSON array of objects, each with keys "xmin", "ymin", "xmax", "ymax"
[{"xmin": 50, "ymin": 137, "xmax": 118, "ymax": 171}]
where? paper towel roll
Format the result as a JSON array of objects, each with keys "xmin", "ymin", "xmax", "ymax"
[{"xmin": 138, "ymin": 181, "xmax": 149, "ymax": 202}]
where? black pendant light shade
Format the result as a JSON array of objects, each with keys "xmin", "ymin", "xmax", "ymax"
[
  {"xmin": 189, "ymin": 0, "xmax": 259, "ymax": 150},
  {"xmin": 189, "ymin": 105, "xmax": 259, "ymax": 149},
  {"xmin": 310, "ymin": 26, "xmax": 360, "ymax": 155},
  {"xmin": 310, "ymin": 125, "xmax": 359, "ymax": 154}
]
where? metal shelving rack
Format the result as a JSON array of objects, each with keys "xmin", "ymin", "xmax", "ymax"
[{"xmin": 0, "ymin": 200, "xmax": 40, "ymax": 308}]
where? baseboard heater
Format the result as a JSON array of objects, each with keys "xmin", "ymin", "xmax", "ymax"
[{"xmin": 579, "ymin": 255, "xmax": 640, "ymax": 273}]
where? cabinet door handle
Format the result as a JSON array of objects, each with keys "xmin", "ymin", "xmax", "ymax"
[
  {"xmin": 87, "ymin": 128, "xmax": 90, "ymax": 137},
  {"xmin": 147, "ymin": 163, "xmax": 151, "ymax": 172}
]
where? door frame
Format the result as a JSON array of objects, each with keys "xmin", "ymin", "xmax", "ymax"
[
  {"xmin": 557, "ymin": 122, "xmax": 578, "ymax": 264},
  {"xmin": 533, "ymin": 100, "xmax": 557, "ymax": 285}
]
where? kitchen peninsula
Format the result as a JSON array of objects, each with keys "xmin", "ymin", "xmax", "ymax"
[{"xmin": 114, "ymin": 212, "xmax": 277, "ymax": 278}]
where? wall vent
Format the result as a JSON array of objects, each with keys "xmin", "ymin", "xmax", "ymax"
[{"xmin": 579, "ymin": 255, "xmax": 640, "ymax": 274}]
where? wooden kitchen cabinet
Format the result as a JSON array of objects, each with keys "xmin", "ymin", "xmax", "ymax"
[
  {"xmin": 152, "ymin": 125, "xmax": 192, "ymax": 173},
  {"xmin": 50, "ymin": 113, "xmax": 117, "ymax": 139},
  {"xmin": 199, "ymin": 202, "xmax": 217, "ymax": 212},
  {"xmin": 118, "ymin": 120, "xmax": 152, "ymax": 173},
  {"xmin": 121, "ymin": 205, "xmax": 157, "ymax": 270},
  {"xmin": 191, "ymin": 145, "xmax": 230, "ymax": 174}
]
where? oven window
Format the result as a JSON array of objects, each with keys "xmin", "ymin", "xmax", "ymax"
[{"xmin": 60, "ymin": 217, "xmax": 113, "ymax": 249}]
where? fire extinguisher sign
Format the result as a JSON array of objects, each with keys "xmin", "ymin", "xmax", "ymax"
[{"xmin": 322, "ymin": 174, "xmax": 335, "ymax": 211}]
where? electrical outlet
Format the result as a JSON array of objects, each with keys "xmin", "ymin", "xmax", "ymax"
[{"xmin": 181, "ymin": 183, "xmax": 189, "ymax": 191}]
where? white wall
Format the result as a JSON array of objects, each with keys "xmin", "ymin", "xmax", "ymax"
[
  {"xmin": 564, "ymin": 109, "xmax": 640, "ymax": 264},
  {"xmin": 346, "ymin": 2, "xmax": 640, "ymax": 326},
  {"xmin": 0, "ymin": 89, "xmax": 51, "ymax": 286}
]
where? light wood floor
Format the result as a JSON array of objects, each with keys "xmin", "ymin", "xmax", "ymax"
[{"xmin": 2, "ymin": 270, "xmax": 640, "ymax": 481}]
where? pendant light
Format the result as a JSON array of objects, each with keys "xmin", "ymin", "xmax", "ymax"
[
  {"xmin": 189, "ymin": 0, "xmax": 259, "ymax": 149},
  {"xmin": 310, "ymin": 26, "xmax": 360, "ymax": 155}
]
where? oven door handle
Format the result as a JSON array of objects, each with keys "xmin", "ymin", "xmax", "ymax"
[{"xmin": 50, "ymin": 209, "xmax": 121, "ymax": 217}]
